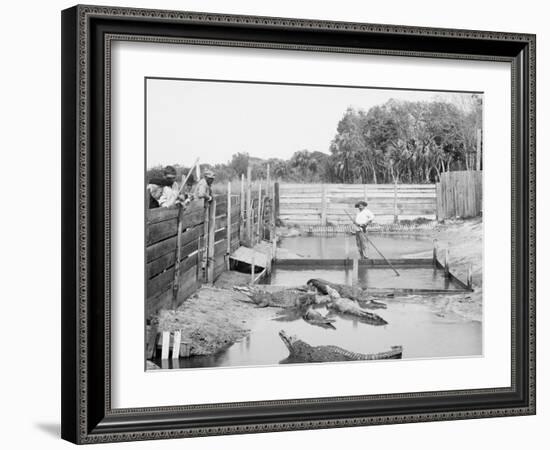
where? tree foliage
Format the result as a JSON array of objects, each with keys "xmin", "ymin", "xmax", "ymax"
[{"xmin": 327, "ymin": 97, "xmax": 482, "ymax": 184}]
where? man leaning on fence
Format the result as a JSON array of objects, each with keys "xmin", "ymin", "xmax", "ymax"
[
  {"xmin": 147, "ymin": 165, "xmax": 179, "ymax": 209},
  {"xmin": 194, "ymin": 170, "xmax": 215, "ymax": 204},
  {"xmin": 353, "ymin": 201, "xmax": 374, "ymax": 259},
  {"xmin": 147, "ymin": 165, "xmax": 195, "ymax": 209}
]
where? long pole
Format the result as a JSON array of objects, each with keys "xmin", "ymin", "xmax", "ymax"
[
  {"xmin": 344, "ymin": 210, "xmax": 400, "ymax": 276},
  {"xmin": 178, "ymin": 158, "xmax": 200, "ymax": 195}
]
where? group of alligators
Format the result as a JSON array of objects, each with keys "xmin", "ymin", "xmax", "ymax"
[{"xmin": 235, "ymin": 278, "xmax": 403, "ymax": 363}]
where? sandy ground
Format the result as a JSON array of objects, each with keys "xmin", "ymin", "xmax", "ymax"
[
  {"xmin": 150, "ymin": 219, "xmax": 482, "ymax": 364},
  {"xmin": 400, "ymin": 218, "xmax": 483, "ymax": 322}
]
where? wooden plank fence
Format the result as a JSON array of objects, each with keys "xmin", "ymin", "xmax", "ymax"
[
  {"xmin": 436, "ymin": 171, "xmax": 482, "ymax": 220},
  {"xmin": 276, "ymin": 183, "xmax": 436, "ymax": 225},
  {"xmin": 146, "ymin": 194, "xmax": 241, "ymax": 316}
]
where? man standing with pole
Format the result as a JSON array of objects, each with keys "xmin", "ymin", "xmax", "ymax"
[
  {"xmin": 345, "ymin": 206, "xmax": 400, "ymax": 276},
  {"xmin": 352, "ymin": 201, "xmax": 374, "ymax": 259}
]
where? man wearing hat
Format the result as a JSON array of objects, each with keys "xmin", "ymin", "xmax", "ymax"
[
  {"xmin": 353, "ymin": 200, "xmax": 375, "ymax": 259},
  {"xmin": 194, "ymin": 169, "xmax": 216, "ymax": 204},
  {"xmin": 147, "ymin": 165, "xmax": 180, "ymax": 208}
]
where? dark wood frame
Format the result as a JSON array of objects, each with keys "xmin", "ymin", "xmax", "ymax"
[{"xmin": 61, "ymin": 4, "xmax": 536, "ymax": 444}]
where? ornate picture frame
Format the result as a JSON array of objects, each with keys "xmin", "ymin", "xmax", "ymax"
[{"xmin": 61, "ymin": 5, "xmax": 535, "ymax": 444}]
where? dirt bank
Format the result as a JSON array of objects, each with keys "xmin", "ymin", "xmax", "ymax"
[
  {"xmin": 431, "ymin": 218, "xmax": 482, "ymax": 287},
  {"xmin": 406, "ymin": 218, "xmax": 483, "ymax": 322},
  {"xmin": 153, "ymin": 285, "xmax": 274, "ymax": 359}
]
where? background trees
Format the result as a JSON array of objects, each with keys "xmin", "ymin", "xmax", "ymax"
[
  {"xmin": 147, "ymin": 96, "xmax": 482, "ymax": 185},
  {"xmin": 327, "ymin": 96, "xmax": 482, "ymax": 184}
]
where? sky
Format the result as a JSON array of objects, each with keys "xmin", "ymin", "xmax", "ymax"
[{"xmin": 146, "ymin": 78, "xmax": 478, "ymax": 168}]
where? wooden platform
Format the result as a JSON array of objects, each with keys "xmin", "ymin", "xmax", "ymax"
[{"xmin": 230, "ymin": 246, "xmax": 269, "ymax": 268}]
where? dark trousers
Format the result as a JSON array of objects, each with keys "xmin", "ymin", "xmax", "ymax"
[{"xmin": 355, "ymin": 229, "xmax": 368, "ymax": 259}]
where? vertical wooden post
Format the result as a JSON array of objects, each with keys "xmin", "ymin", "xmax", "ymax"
[
  {"xmin": 196, "ymin": 236, "xmax": 201, "ymax": 280},
  {"xmin": 171, "ymin": 206, "xmax": 184, "ymax": 309},
  {"xmin": 320, "ymin": 184, "xmax": 327, "ymax": 225},
  {"xmin": 432, "ymin": 240, "xmax": 438, "ymax": 267},
  {"xmin": 246, "ymin": 166, "xmax": 252, "ymax": 245},
  {"xmin": 257, "ymin": 181, "xmax": 262, "ymax": 243},
  {"xmin": 201, "ymin": 204, "xmax": 210, "ymax": 282},
  {"xmin": 352, "ymin": 258, "xmax": 359, "ymax": 284},
  {"xmin": 393, "ymin": 180, "xmax": 398, "ymax": 224},
  {"xmin": 161, "ymin": 331, "xmax": 170, "ymax": 360},
  {"xmin": 226, "ymin": 182, "xmax": 232, "ymax": 269},
  {"xmin": 274, "ymin": 182, "xmax": 280, "ymax": 224},
  {"xmin": 345, "ymin": 233, "xmax": 350, "ymax": 260},
  {"xmin": 270, "ymin": 174, "xmax": 277, "ymax": 257},
  {"xmin": 266, "ymin": 163, "xmax": 271, "ymax": 197},
  {"xmin": 172, "ymin": 330, "xmax": 181, "ymax": 360},
  {"xmin": 266, "ymin": 167, "xmax": 271, "ymax": 240},
  {"xmin": 444, "ymin": 248, "xmax": 450, "ymax": 278},
  {"xmin": 467, "ymin": 265, "xmax": 473, "ymax": 289},
  {"xmin": 476, "ymin": 128, "xmax": 482, "ymax": 171},
  {"xmin": 435, "ymin": 182, "xmax": 443, "ymax": 221},
  {"xmin": 240, "ymin": 174, "xmax": 245, "ymax": 241},
  {"xmin": 207, "ymin": 200, "xmax": 217, "ymax": 283},
  {"xmin": 250, "ymin": 252, "xmax": 255, "ymax": 284}
]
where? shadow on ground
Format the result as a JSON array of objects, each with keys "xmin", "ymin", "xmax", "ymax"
[{"xmin": 35, "ymin": 422, "xmax": 60, "ymax": 438}]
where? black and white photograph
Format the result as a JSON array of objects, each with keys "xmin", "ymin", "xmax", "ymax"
[
  {"xmin": 0, "ymin": 0, "xmax": 543, "ymax": 446},
  {"xmin": 144, "ymin": 78, "xmax": 483, "ymax": 370}
]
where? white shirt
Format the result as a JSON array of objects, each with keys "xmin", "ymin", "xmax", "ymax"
[
  {"xmin": 158, "ymin": 182, "xmax": 180, "ymax": 208},
  {"xmin": 355, "ymin": 208, "xmax": 375, "ymax": 226}
]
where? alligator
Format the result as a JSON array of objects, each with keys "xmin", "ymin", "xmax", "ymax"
[
  {"xmin": 307, "ymin": 278, "xmax": 387, "ymax": 310},
  {"xmin": 234, "ymin": 286, "xmax": 316, "ymax": 308},
  {"xmin": 279, "ymin": 330, "xmax": 402, "ymax": 362},
  {"xmin": 325, "ymin": 286, "xmax": 388, "ymax": 325},
  {"xmin": 302, "ymin": 307, "xmax": 336, "ymax": 329}
]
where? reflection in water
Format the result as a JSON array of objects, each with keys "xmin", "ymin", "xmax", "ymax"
[
  {"xmin": 279, "ymin": 234, "xmax": 433, "ymax": 259},
  {"xmin": 270, "ymin": 267, "xmax": 455, "ymax": 290}
]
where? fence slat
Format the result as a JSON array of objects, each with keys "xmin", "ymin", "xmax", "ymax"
[
  {"xmin": 436, "ymin": 170, "xmax": 482, "ymax": 220},
  {"xmin": 278, "ymin": 183, "xmax": 436, "ymax": 225}
]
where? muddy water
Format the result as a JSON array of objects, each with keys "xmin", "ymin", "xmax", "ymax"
[
  {"xmin": 174, "ymin": 300, "xmax": 481, "ymax": 369},
  {"xmin": 279, "ymin": 234, "xmax": 433, "ymax": 259}
]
